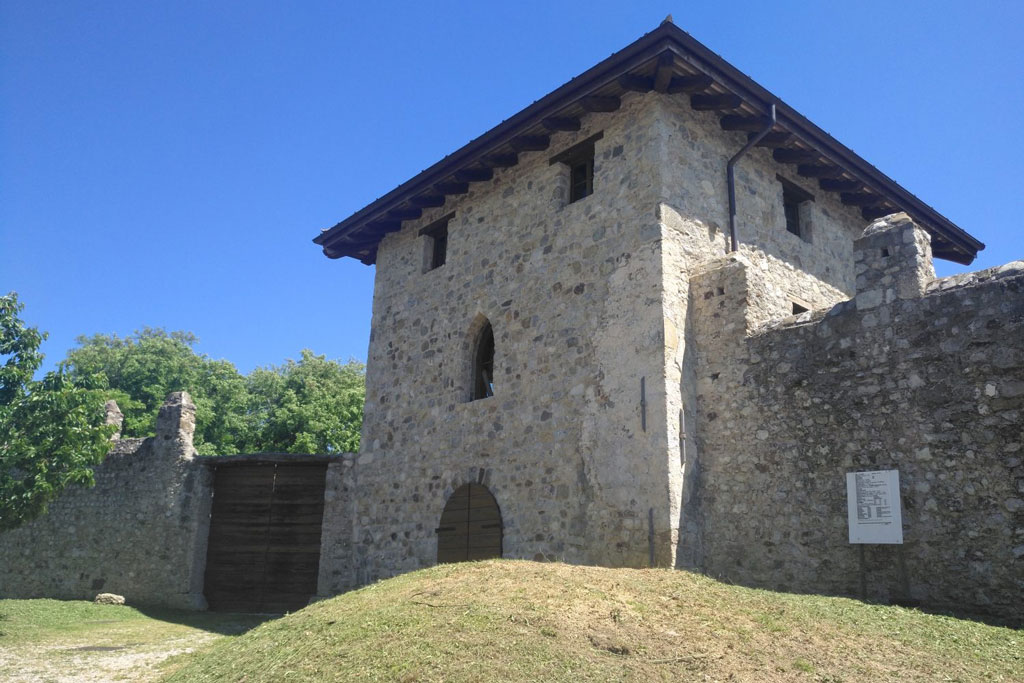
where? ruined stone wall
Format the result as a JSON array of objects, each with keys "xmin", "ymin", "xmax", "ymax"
[
  {"xmin": 331, "ymin": 91, "xmax": 680, "ymax": 588},
  {"xmin": 690, "ymin": 215, "xmax": 1023, "ymax": 618},
  {"xmin": 0, "ymin": 393, "xmax": 212, "ymax": 609}
]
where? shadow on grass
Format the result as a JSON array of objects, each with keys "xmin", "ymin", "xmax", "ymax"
[
  {"xmin": 698, "ymin": 570, "xmax": 1021, "ymax": 630},
  {"xmin": 882, "ymin": 600, "xmax": 1023, "ymax": 630},
  {"xmin": 132, "ymin": 606, "xmax": 276, "ymax": 636}
]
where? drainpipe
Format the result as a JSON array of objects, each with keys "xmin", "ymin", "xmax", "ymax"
[{"xmin": 727, "ymin": 103, "xmax": 777, "ymax": 253}]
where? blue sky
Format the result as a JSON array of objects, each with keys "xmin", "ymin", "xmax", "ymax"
[{"xmin": 2, "ymin": 1, "xmax": 1022, "ymax": 374}]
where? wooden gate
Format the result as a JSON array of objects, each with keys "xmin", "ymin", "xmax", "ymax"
[
  {"xmin": 436, "ymin": 483, "xmax": 502, "ymax": 563},
  {"xmin": 203, "ymin": 462, "xmax": 327, "ymax": 613}
]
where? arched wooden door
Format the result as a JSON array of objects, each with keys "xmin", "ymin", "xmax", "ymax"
[{"xmin": 436, "ymin": 484, "xmax": 502, "ymax": 563}]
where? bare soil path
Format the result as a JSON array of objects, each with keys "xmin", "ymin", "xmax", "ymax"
[{"xmin": 0, "ymin": 600, "xmax": 271, "ymax": 682}]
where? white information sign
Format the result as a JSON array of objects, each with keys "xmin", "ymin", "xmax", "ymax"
[{"xmin": 846, "ymin": 469, "xmax": 903, "ymax": 544}]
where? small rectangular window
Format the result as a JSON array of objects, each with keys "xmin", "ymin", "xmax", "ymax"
[
  {"xmin": 777, "ymin": 175, "xmax": 814, "ymax": 240},
  {"xmin": 430, "ymin": 224, "xmax": 448, "ymax": 268},
  {"xmin": 784, "ymin": 195, "xmax": 802, "ymax": 236},
  {"xmin": 420, "ymin": 213, "xmax": 453, "ymax": 272},
  {"xmin": 569, "ymin": 158, "xmax": 594, "ymax": 202},
  {"xmin": 550, "ymin": 131, "xmax": 603, "ymax": 205}
]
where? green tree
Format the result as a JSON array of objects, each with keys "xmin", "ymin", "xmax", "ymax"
[
  {"xmin": 65, "ymin": 333, "xmax": 364, "ymax": 455},
  {"xmin": 64, "ymin": 329, "xmax": 249, "ymax": 455},
  {"xmin": 246, "ymin": 351, "xmax": 364, "ymax": 454},
  {"xmin": 0, "ymin": 293, "xmax": 116, "ymax": 531}
]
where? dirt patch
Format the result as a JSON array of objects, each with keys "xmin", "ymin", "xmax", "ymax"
[{"xmin": 0, "ymin": 632, "xmax": 219, "ymax": 683}]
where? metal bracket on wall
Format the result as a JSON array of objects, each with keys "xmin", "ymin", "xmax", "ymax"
[{"xmin": 640, "ymin": 377, "xmax": 647, "ymax": 432}]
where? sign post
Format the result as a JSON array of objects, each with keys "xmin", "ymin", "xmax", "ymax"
[
  {"xmin": 846, "ymin": 469, "xmax": 903, "ymax": 601},
  {"xmin": 846, "ymin": 469, "xmax": 903, "ymax": 544}
]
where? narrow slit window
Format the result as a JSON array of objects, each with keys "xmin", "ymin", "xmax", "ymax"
[
  {"xmin": 420, "ymin": 213, "xmax": 453, "ymax": 272},
  {"xmin": 550, "ymin": 132, "xmax": 603, "ymax": 205},
  {"xmin": 784, "ymin": 193, "xmax": 802, "ymax": 236},
  {"xmin": 569, "ymin": 157, "xmax": 594, "ymax": 203},
  {"xmin": 430, "ymin": 224, "xmax": 448, "ymax": 268},
  {"xmin": 777, "ymin": 175, "xmax": 814, "ymax": 240},
  {"xmin": 472, "ymin": 322, "xmax": 495, "ymax": 401}
]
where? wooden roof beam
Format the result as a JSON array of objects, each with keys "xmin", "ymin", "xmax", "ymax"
[
  {"xmin": 818, "ymin": 178, "xmax": 861, "ymax": 192},
  {"xmin": 653, "ymin": 50, "xmax": 675, "ymax": 92},
  {"xmin": 749, "ymin": 131, "xmax": 791, "ymax": 147},
  {"xmin": 541, "ymin": 117, "xmax": 581, "ymax": 132},
  {"xmin": 862, "ymin": 206, "xmax": 895, "ymax": 221},
  {"xmin": 387, "ymin": 207, "xmax": 422, "ymax": 221},
  {"xmin": 481, "ymin": 153, "xmax": 519, "ymax": 168},
  {"xmin": 691, "ymin": 93, "xmax": 742, "ymax": 111},
  {"xmin": 365, "ymin": 219, "xmax": 402, "ymax": 233},
  {"xmin": 720, "ymin": 115, "xmax": 772, "ymax": 132},
  {"xmin": 454, "ymin": 167, "xmax": 494, "ymax": 183},
  {"xmin": 435, "ymin": 181, "xmax": 470, "ymax": 195},
  {"xmin": 509, "ymin": 135, "xmax": 551, "ymax": 152},
  {"xmin": 579, "ymin": 95, "xmax": 621, "ymax": 112},
  {"xmin": 841, "ymin": 192, "xmax": 884, "ymax": 207},
  {"xmin": 410, "ymin": 195, "xmax": 446, "ymax": 208},
  {"xmin": 667, "ymin": 74, "xmax": 714, "ymax": 94},
  {"xmin": 618, "ymin": 74, "xmax": 653, "ymax": 92},
  {"xmin": 773, "ymin": 148, "xmax": 819, "ymax": 164},
  {"xmin": 798, "ymin": 163, "xmax": 844, "ymax": 179}
]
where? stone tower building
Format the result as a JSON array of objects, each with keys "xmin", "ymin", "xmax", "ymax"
[
  {"xmin": 1, "ymin": 21, "xmax": 1017, "ymax": 619},
  {"xmin": 313, "ymin": 22, "xmax": 1021, "ymax": 615}
]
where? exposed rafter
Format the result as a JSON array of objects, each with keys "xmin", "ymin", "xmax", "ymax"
[
  {"xmin": 481, "ymin": 153, "xmax": 519, "ymax": 168},
  {"xmin": 435, "ymin": 181, "xmax": 469, "ymax": 195},
  {"xmin": 542, "ymin": 117, "xmax": 581, "ymax": 132},
  {"xmin": 509, "ymin": 135, "xmax": 551, "ymax": 152},
  {"xmin": 387, "ymin": 207, "xmax": 422, "ymax": 221},
  {"xmin": 690, "ymin": 93, "xmax": 742, "ymax": 111},
  {"xmin": 667, "ymin": 74, "xmax": 713, "ymax": 94},
  {"xmin": 579, "ymin": 95, "xmax": 621, "ymax": 112},
  {"xmin": 841, "ymin": 192, "xmax": 884, "ymax": 207},
  {"xmin": 798, "ymin": 163, "xmax": 845, "ymax": 179},
  {"xmin": 749, "ymin": 131, "xmax": 791, "ymax": 147},
  {"xmin": 772, "ymin": 148, "xmax": 819, "ymax": 164},
  {"xmin": 819, "ymin": 178, "xmax": 860, "ymax": 192},
  {"xmin": 409, "ymin": 195, "xmax": 446, "ymax": 208},
  {"xmin": 454, "ymin": 167, "xmax": 494, "ymax": 183},
  {"xmin": 720, "ymin": 115, "xmax": 772, "ymax": 132},
  {"xmin": 618, "ymin": 74, "xmax": 653, "ymax": 92},
  {"xmin": 652, "ymin": 50, "xmax": 675, "ymax": 92}
]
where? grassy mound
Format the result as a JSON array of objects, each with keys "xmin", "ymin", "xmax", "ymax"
[{"xmin": 165, "ymin": 560, "xmax": 1021, "ymax": 682}]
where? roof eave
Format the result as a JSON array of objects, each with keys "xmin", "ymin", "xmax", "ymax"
[{"xmin": 313, "ymin": 22, "xmax": 983, "ymax": 265}]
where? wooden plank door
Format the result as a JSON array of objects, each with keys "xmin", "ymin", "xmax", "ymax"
[
  {"xmin": 204, "ymin": 463, "xmax": 327, "ymax": 613},
  {"xmin": 262, "ymin": 464, "xmax": 327, "ymax": 613},
  {"xmin": 436, "ymin": 483, "xmax": 502, "ymax": 564}
]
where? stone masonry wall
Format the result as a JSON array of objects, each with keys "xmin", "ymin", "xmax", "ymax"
[
  {"xmin": 652, "ymin": 96, "xmax": 871, "ymax": 569},
  {"xmin": 690, "ymin": 215, "xmax": 1023, "ymax": 618},
  {"xmin": 0, "ymin": 393, "xmax": 212, "ymax": 609},
  {"xmin": 330, "ymin": 91, "xmax": 677, "ymax": 588}
]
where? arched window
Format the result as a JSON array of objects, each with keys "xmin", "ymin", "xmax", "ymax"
[
  {"xmin": 472, "ymin": 322, "xmax": 495, "ymax": 400},
  {"xmin": 436, "ymin": 484, "xmax": 503, "ymax": 563}
]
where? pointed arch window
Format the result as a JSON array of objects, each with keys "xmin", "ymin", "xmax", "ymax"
[{"xmin": 472, "ymin": 322, "xmax": 495, "ymax": 400}]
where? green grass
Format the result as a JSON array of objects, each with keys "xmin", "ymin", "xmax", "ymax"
[{"xmin": 163, "ymin": 560, "xmax": 1023, "ymax": 682}]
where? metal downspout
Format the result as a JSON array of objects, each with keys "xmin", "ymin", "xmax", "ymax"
[{"xmin": 727, "ymin": 103, "xmax": 777, "ymax": 253}]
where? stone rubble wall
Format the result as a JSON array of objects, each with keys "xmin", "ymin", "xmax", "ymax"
[
  {"xmin": 0, "ymin": 393, "xmax": 213, "ymax": 609},
  {"xmin": 690, "ymin": 215, "xmax": 1023, "ymax": 618},
  {"xmin": 316, "ymin": 455, "xmax": 360, "ymax": 596},
  {"xmin": 343, "ymin": 91, "xmax": 678, "ymax": 588}
]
